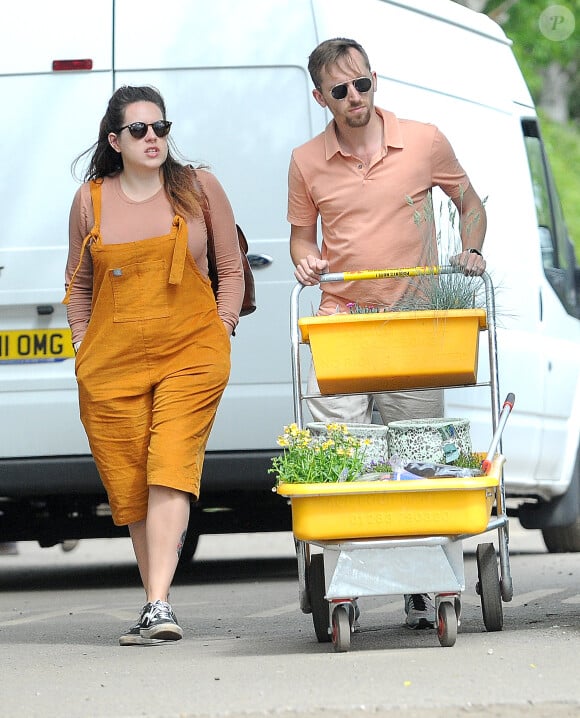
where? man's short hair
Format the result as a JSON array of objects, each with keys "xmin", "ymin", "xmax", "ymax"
[{"xmin": 308, "ymin": 38, "xmax": 372, "ymax": 89}]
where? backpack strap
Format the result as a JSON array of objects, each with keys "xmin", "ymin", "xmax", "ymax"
[{"xmin": 190, "ymin": 168, "xmax": 219, "ymax": 294}]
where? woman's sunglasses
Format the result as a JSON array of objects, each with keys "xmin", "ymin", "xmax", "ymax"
[
  {"xmin": 117, "ymin": 120, "xmax": 172, "ymax": 139},
  {"xmin": 329, "ymin": 76, "xmax": 372, "ymax": 101}
]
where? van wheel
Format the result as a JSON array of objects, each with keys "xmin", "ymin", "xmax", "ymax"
[{"xmin": 542, "ymin": 518, "xmax": 580, "ymax": 552}]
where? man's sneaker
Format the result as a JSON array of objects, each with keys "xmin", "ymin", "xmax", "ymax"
[
  {"xmin": 139, "ymin": 600, "xmax": 183, "ymax": 641},
  {"xmin": 119, "ymin": 604, "xmax": 168, "ymax": 646},
  {"xmin": 404, "ymin": 593, "xmax": 436, "ymax": 629}
]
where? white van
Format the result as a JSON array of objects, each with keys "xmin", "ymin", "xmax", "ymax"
[{"xmin": 1, "ymin": 0, "xmax": 579, "ymax": 559}]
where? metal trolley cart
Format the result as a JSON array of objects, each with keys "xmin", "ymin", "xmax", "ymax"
[{"xmin": 278, "ymin": 267, "xmax": 514, "ymax": 651}]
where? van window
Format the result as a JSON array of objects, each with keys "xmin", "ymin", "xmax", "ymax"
[{"xmin": 522, "ymin": 118, "xmax": 579, "ymax": 316}]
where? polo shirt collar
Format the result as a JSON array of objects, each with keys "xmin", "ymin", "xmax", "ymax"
[{"xmin": 324, "ymin": 107, "xmax": 404, "ymax": 160}]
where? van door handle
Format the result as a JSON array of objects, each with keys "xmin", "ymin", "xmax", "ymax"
[{"xmin": 247, "ymin": 254, "xmax": 273, "ymax": 269}]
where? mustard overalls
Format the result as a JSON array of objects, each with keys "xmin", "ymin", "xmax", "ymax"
[{"xmin": 65, "ymin": 181, "xmax": 231, "ymax": 526}]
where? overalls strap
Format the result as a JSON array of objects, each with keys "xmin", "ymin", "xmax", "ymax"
[
  {"xmin": 168, "ymin": 215, "xmax": 188, "ymax": 286},
  {"xmin": 89, "ymin": 179, "xmax": 102, "ymax": 232}
]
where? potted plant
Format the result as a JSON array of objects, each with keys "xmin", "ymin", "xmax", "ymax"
[
  {"xmin": 269, "ymin": 423, "xmax": 378, "ymax": 485},
  {"xmin": 272, "ymin": 422, "xmax": 501, "ymax": 542}
]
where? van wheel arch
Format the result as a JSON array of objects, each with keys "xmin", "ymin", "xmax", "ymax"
[
  {"xmin": 519, "ymin": 446, "xmax": 580, "ymax": 552},
  {"xmin": 542, "ymin": 516, "xmax": 580, "ymax": 552}
]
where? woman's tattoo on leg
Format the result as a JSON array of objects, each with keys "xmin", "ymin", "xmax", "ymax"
[{"xmin": 177, "ymin": 529, "xmax": 187, "ymax": 558}]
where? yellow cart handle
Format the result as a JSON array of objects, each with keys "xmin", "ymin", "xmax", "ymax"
[{"xmin": 319, "ymin": 265, "xmax": 447, "ymax": 283}]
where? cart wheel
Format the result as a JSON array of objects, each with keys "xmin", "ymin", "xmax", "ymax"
[
  {"xmin": 308, "ymin": 554, "xmax": 331, "ymax": 643},
  {"xmin": 437, "ymin": 601, "xmax": 457, "ymax": 647},
  {"xmin": 476, "ymin": 543, "xmax": 503, "ymax": 632},
  {"xmin": 332, "ymin": 605, "xmax": 351, "ymax": 653}
]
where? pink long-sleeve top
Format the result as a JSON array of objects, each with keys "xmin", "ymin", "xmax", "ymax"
[{"xmin": 65, "ymin": 169, "xmax": 244, "ymax": 339}]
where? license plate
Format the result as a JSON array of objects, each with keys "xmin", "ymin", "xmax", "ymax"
[{"xmin": 0, "ymin": 329, "xmax": 75, "ymax": 363}]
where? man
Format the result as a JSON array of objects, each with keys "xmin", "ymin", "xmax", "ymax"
[{"xmin": 287, "ymin": 38, "xmax": 487, "ymax": 630}]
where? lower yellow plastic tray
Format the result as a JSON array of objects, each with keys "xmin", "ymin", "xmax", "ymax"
[{"xmin": 277, "ymin": 455, "xmax": 503, "ymax": 541}]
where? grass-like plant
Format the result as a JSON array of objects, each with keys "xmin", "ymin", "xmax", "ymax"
[
  {"xmin": 394, "ymin": 190, "xmax": 488, "ymax": 312},
  {"xmin": 452, "ymin": 452, "xmax": 483, "ymax": 470},
  {"xmin": 342, "ymin": 190, "xmax": 489, "ymax": 315}
]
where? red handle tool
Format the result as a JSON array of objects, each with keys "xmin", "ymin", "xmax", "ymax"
[{"xmin": 481, "ymin": 393, "xmax": 515, "ymax": 474}]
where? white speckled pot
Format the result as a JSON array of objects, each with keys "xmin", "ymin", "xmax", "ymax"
[
  {"xmin": 306, "ymin": 422, "xmax": 389, "ymax": 467},
  {"xmin": 387, "ymin": 417, "xmax": 472, "ymax": 463}
]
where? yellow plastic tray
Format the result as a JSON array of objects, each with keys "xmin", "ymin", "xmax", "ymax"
[
  {"xmin": 299, "ymin": 309, "xmax": 487, "ymax": 394},
  {"xmin": 277, "ymin": 455, "xmax": 503, "ymax": 541}
]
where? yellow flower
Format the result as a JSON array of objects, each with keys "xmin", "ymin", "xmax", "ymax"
[{"xmin": 270, "ymin": 421, "xmax": 372, "ymax": 484}]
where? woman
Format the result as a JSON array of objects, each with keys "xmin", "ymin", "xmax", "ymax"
[{"xmin": 64, "ymin": 86, "xmax": 244, "ymax": 646}]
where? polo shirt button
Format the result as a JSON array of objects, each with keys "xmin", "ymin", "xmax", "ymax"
[{"xmin": 358, "ymin": 164, "xmax": 363, "ymax": 169}]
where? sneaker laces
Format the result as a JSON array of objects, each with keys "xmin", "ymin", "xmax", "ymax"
[{"xmin": 145, "ymin": 600, "xmax": 174, "ymax": 622}]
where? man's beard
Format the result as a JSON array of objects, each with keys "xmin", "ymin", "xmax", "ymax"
[{"xmin": 345, "ymin": 105, "xmax": 372, "ymax": 128}]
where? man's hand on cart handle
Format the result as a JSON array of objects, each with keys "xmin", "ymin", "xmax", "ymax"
[
  {"xmin": 450, "ymin": 248, "xmax": 487, "ymax": 277},
  {"xmin": 295, "ymin": 255, "xmax": 330, "ymax": 286}
]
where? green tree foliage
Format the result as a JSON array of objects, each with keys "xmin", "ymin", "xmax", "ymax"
[
  {"xmin": 454, "ymin": 0, "xmax": 579, "ymax": 122},
  {"xmin": 453, "ymin": 1, "xmax": 580, "ymax": 253},
  {"xmin": 540, "ymin": 113, "xmax": 580, "ymax": 252}
]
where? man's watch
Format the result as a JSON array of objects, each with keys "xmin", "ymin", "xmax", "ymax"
[{"xmin": 466, "ymin": 248, "xmax": 483, "ymax": 256}]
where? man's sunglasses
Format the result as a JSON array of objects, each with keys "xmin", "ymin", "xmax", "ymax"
[
  {"xmin": 329, "ymin": 76, "xmax": 372, "ymax": 101},
  {"xmin": 117, "ymin": 120, "xmax": 172, "ymax": 139}
]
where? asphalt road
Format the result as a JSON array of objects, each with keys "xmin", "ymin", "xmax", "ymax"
[{"xmin": 0, "ymin": 524, "xmax": 579, "ymax": 718}]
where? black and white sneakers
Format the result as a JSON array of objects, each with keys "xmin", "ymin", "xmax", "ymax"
[
  {"xmin": 119, "ymin": 600, "xmax": 183, "ymax": 646},
  {"xmin": 139, "ymin": 600, "xmax": 183, "ymax": 641},
  {"xmin": 404, "ymin": 593, "xmax": 436, "ymax": 629}
]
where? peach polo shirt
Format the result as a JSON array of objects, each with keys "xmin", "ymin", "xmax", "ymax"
[{"xmin": 288, "ymin": 107, "xmax": 470, "ymax": 312}]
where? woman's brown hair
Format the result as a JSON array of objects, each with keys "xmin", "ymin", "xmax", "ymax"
[{"xmin": 72, "ymin": 85, "xmax": 201, "ymax": 220}]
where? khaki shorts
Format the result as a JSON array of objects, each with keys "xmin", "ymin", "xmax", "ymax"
[{"xmin": 306, "ymin": 363, "xmax": 444, "ymax": 426}]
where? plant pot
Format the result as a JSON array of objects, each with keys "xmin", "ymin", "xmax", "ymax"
[
  {"xmin": 307, "ymin": 422, "xmax": 388, "ymax": 466},
  {"xmin": 299, "ymin": 309, "xmax": 487, "ymax": 395},
  {"xmin": 387, "ymin": 417, "xmax": 472, "ymax": 464}
]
